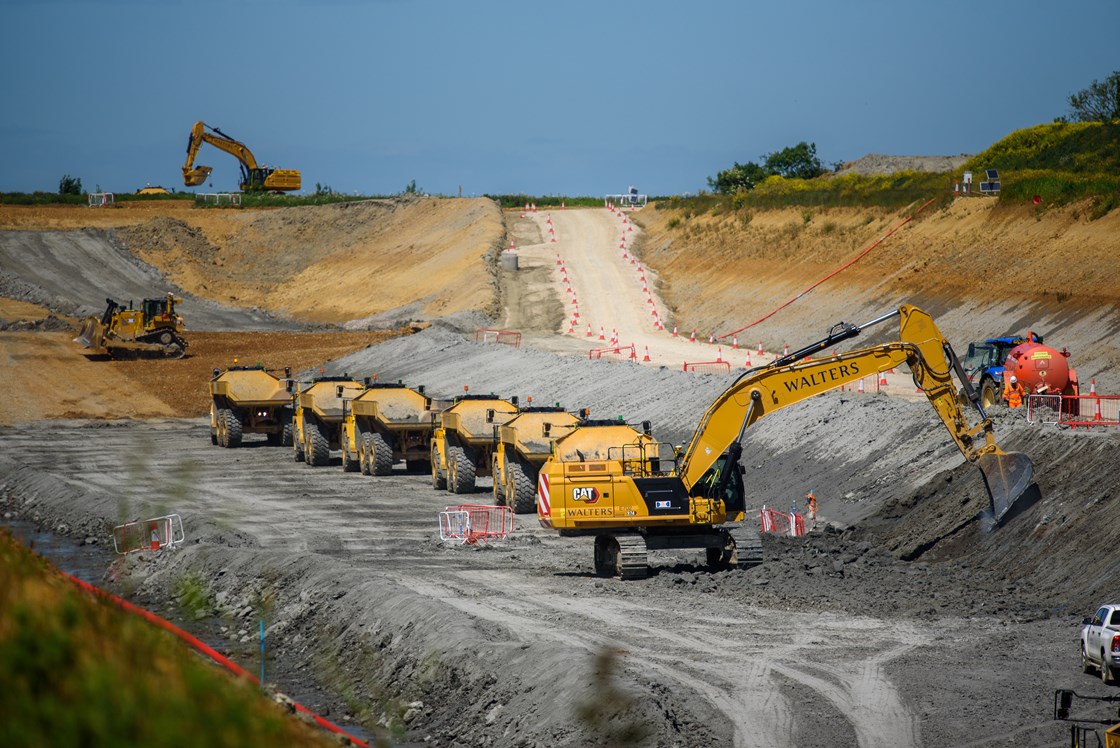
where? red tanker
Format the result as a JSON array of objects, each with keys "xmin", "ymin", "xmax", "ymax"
[{"xmin": 1003, "ymin": 340, "xmax": 1078, "ymax": 396}]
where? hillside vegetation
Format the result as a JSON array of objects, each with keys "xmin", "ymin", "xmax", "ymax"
[{"xmin": 0, "ymin": 531, "xmax": 333, "ymax": 747}]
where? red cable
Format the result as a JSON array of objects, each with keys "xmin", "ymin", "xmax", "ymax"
[
  {"xmin": 58, "ymin": 569, "xmax": 370, "ymax": 748},
  {"xmin": 719, "ymin": 196, "xmax": 938, "ymax": 340}
]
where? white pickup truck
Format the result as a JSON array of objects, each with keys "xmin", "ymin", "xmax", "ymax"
[{"xmin": 1081, "ymin": 604, "xmax": 1120, "ymax": 684}]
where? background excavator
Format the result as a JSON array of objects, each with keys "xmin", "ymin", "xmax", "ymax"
[
  {"xmin": 182, "ymin": 121, "xmax": 301, "ymax": 192},
  {"xmin": 538, "ymin": 304, "xmax": 1039, "ymax": 579}
]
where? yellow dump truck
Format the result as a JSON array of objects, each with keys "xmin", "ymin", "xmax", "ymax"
[
  {"xmin": 431, "ymin": 394, "xmax": 519, "ymax": 494},
  {"xmin": 492, "ymin": 405, "xmax": 581, "ymax": 513},
  {"xmin": 290, "ymin": 376, "xmax": 364, "ymax": 466},
  {"xmin": 209, "ymin": 365, "xmax": 292, "ymax": 447},
  {"xmin": 338, "ymin": 380, "xmax": 442, "ymax": 475}
]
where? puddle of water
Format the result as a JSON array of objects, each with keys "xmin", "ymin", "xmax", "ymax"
[{"xmin": 2, "ymin": 517, "xmax": 114, "ymax": 585}]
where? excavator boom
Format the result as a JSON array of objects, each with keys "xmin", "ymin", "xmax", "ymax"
[{"xmin": 679, "ymin": 304, "xmax": 1034, "ymax": 522}]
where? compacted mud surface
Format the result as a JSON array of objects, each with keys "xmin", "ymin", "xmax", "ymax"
[{"xmin": 2, "ymin": 198, "xmax": 1119, "ymax": 746}]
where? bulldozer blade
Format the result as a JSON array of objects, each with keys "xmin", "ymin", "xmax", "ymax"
[
  {"xmin": 977, "ymin": 450, "xmax": 1036, "ymax": 523},
  {"xmin": 73, "ymin": 317, "xmax": 98, "ymax": 348}
]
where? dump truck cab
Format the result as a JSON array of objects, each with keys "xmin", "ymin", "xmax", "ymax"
[
  {"xmin": 338, "ymin": 379, "xmax": 442, "ymax": 475},
  {"xmin": 431, "ymin": 394, "xmax": 519, "ymax": 494},
  {"xmin": 290, "ymin": 376, "xmax": 364, "ymax": 466},
  {"xmin": 209, "ymin": 364, "xmax": 292, "ymax": 447}
]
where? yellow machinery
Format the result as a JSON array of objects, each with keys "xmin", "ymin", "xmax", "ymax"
[
  {"xmin": 538, "ymin": 305, "xmax": 1038, "ymax": 579},
  {"xmin": 431, "ymin": 393, "xmax": 519, "ymax": 494},
  {"xmin": 74, "ymin": 294, "xmax": 187, "ymax": 359},
  {"xmin": 209, "ymin": 365, "xmax": 293, "ymax": 447},
  {"xmin": 338, "ymin": 380, "xmax": 441, "ymax": 475},
  {"xmin": 182, "ymin": 121, "xmax": 301, "ymax": 192},
  {"xmin": 290, "ymin": 376, "xmax": 364, "ymax": 466},
  {"xmin": 1053, "ymin": 689, "xmax": 1120, "ymax": 747},
  {"xmin": 492, "ymin": 404, "xmax": 581, "ymax": 513}
]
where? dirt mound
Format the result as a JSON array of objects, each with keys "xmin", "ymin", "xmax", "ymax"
[
  {"xmin": 118, "ymin": 198, "xmax": 505, "ymax": 325},
  {"xmin": 833, "ymin": 153, "xmax": 971, "ymax": 175}
]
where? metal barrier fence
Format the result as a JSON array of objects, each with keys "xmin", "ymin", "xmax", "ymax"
[
  {"xmin": 87, "ymin": 192, "xmax": 115, "ymax": 207},
  {"xmin": 475, "ymin": 328, "xmax": 522, "ymax": 348},
  {"xmin": 113, "ymin": 514, "xmax": 185, "ymax": 553},
  {"xmin": 1026, "ymin": 394, "xmax": 1120, "ymax": 428},
  {"xmin": 590, "ymin": 344, "xmax": 634, "ymax": 360},
  {"xmin": 759, "ymin": 506, "xmax": 805, "ymax": 537},
  {"xmin": 197, "ymin": 192, "xmax": 242, "ymax": 206},
  {"xmin": 438, "ymin": 504, "xmax": 514, "ymax": 544},
  {"xmin": 684, "ymin": 360, "xmax": 732, "ymax": 374}
]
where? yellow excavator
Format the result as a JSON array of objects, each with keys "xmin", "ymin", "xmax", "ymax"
[
  {"xmin": 537, "ymin": 305, "xmax": 1038, "ymax": 579},
  {"xmin": 182, "ymin": 121, "xmax": 301, "ymax": 192}
]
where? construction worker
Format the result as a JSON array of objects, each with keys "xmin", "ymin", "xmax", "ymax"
[
  {"xmin": 806, "ymin": 492, "xmax": 818, "ymax": 522},
  {"xmin": 1004, "ymin": 375, "xmax": 1025, "ymax": 409}
]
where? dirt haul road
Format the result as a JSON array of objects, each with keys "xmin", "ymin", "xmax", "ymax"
[
  {"xmin": 502, "ymin": 208, "xmax": 921, "ymax": 395},
  {"xmin": 4, "ymin": 199, "xmax": 1120, "ymax": 746}
]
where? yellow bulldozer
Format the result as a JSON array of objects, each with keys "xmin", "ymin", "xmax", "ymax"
[
  {"xmin": 74, "ymin": 294, "xmax": 187, "ymax": 359},
  {"xmin": 538, "ymin": 304, "xmax": 1038, "ymax": 579}
]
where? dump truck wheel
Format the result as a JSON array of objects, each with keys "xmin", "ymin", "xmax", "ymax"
[
  {"xmin": 370, "ymin": 432, "xmax": 393, "ymax": 476},
  {"xmin": 505, "ymin": 459, "xmax": 536, "ymax": 514},
  {"xmin": 215, "ymin": 409, "xmax": 229, "ymax": 447},
  {"xmin": 359, "ymin": 433, "xmax": 373, "ymax": 476},
  {"xmin": 307, "ymin": 422, "xmax": 330, "ymax": 466},
  {"xmin": 223, "ymin": 409, "xmax": 242, "ymax": 448},
  {"xmin": 281, "ymin": 419, "xmax": 293, "ymax": 447},
  {"xmin": 431, "ymin": 444, "xmax": 446, "ymax": 490},
  {"xmin": 447, "ymin": 445, "xmax": 475, "ymax": 494}
]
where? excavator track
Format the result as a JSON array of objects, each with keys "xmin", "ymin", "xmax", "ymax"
[
  {"xmin": 617, "ymin": 534, "xmax": 649, "ymax": 580},
  {"xmin": 729, "ymin": 525, "xmax": 763, "ymax": 570}
]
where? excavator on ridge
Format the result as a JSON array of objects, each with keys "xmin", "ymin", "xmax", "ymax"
[
  {"xmin": 538, "ymin": 304, "xmax": 1039, "ymax": 579},
  {"xmin": 182, "ymin": 121, "xmax": 301, "ymax": 193}
]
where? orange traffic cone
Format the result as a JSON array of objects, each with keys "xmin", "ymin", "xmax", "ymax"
[
  {"xmin": 586, "ymin": 323, "xmax": 593, "ymax": 337},
  {"xmin": 745, "ymin": 353, "xmax": 752, "ymax": 367},
  {"xmin": 708, "ymin": 331, "xmax": 715, "ymax": 345},
  {"xmin": 690, "ymin": 329, "xmax": 697, "ymax": 343},
  {"xmin": 599, "ymin": 326, "xmax": 606, "ymax": 341},
  {"xmin": 642, "ymin": 346, "xmax": 651, "ymax": 362},
  {"xmin": 672, "ymin": 325, "xmax": 678, "ymax": 337},
  {"xmin": 879, "ymin": 371, "xmax": 888, "ymax": 386},
  {"xmin": 783, "ymin": 343, "xmax": 789, "ymax": 356},
  {"xmin": 716, "ymin": 347, "xmax": 723, "ymax": 363},
  {"xmin": 732, "ymin": 335, "xmax": 739, "ymax": 350},
  {"xmin": 757, "ymin": 341, "xmax": 764, "ymax": 356},
  {"xmin": 1091, "ymin": 378, "xmax": 1097, "ymax": 395},
  {"xmin": 858, "ymin": 378, "xmax": 865, "ymax": 394}
]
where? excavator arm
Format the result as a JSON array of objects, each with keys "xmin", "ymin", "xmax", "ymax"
[
  {"xmin": 181, "ymin": 121, "xmax": 299, "ymax": 192},
  {"xmin": 680, "ymin": 305, "xmax": 1036, "ymax": 522}
]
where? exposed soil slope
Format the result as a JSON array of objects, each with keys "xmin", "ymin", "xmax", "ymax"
[{"xmin": 634, "ymin": 198, "xmax": 1120, "ymax": 388}]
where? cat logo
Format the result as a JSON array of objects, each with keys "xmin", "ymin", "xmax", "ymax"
[{"xmin": 572, "ymin": 486, "xmax": 600, "ymax": 504}]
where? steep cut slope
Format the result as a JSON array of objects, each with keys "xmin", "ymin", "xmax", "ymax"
[{"xmin": 635, "ymin": 198, "xmax": 1120, "ymax": 387}]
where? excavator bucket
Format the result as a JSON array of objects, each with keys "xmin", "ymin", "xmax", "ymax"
[
  {"xmin": 182, "ymin": 166, "xmax": 212, "ymax": 187},
  {"xmin": 977, "ymin": 450, "xmax": 1036, "ymax": 522}
]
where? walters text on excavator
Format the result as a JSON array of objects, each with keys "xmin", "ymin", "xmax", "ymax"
[{"xmin": 537, "ymin": 304, "xmax": 1038, "ymax": 579}]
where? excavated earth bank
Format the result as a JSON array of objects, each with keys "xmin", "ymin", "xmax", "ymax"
[{"xmin": 2, "ymin": 197, "xmax": 1119, "ymax": 746}]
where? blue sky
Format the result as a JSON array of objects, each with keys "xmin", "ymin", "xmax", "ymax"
[{"xmin": 1, "ymin": 0, "xmax": 1116, "ymax": 196}]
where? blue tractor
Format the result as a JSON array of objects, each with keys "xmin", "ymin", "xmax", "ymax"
[{"xmin": 959, "ymin": 332, "xmax": 1042, "ymax": 408}]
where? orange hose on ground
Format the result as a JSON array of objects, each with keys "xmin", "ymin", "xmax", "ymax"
[
  {"xmin": 59, "ymin": 569, "xmax": 370, "ymax": 748},
  {"xmin": 719, "ymin": 196, "xmax": 938, "ymax": 339}
]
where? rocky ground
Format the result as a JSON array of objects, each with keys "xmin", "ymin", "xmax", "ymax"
[{"xmin": 2, "ymin": 198, "xmax": 1119, "ymax": 746}]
